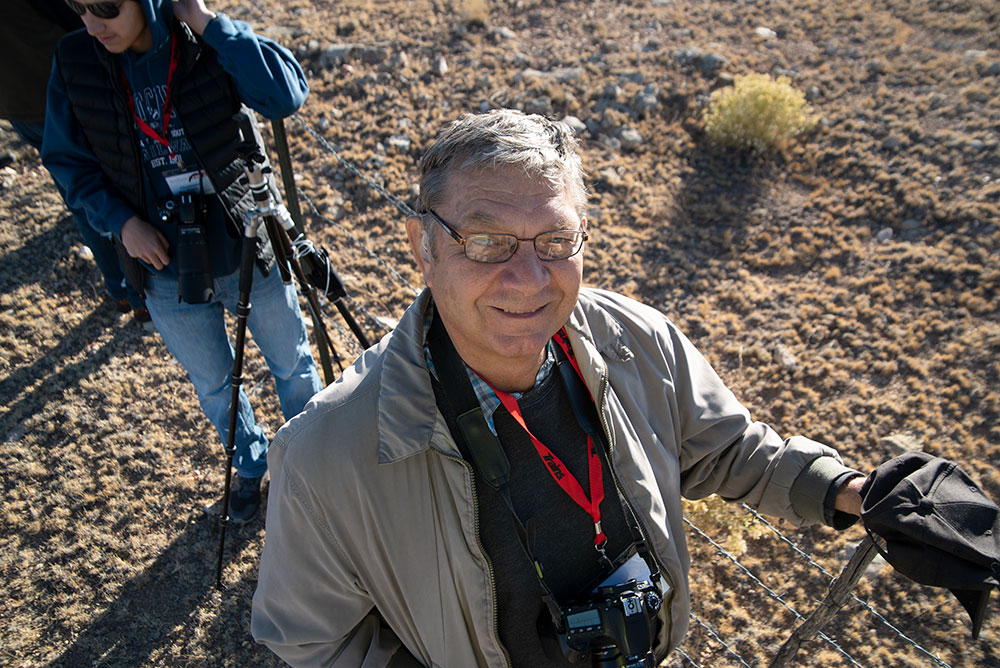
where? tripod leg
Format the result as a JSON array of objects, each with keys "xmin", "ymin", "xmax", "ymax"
[
  {"xmin": 216, "ymin": 229, "xmax": 259, "ymax": 590},
  {"xmin": 336, "ymin": 299, "xmax": 371, "ymax": 349},
  {"xmin": 264, "ymin": 215, "xmax": 343, "ymax": 383}
]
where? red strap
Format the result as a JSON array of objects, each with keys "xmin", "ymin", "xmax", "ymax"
[
  {"xmin": 488, "ymin": 329, "xmax": 606, "ymax": 547},
  {"xmin": 117, "ymin": 29, "xmax": 180, "ymax": 159}
]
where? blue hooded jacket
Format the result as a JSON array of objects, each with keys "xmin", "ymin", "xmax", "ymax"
[{"xmin": 42, "ymin": 0, "xmax": 308, "ymax": 279}]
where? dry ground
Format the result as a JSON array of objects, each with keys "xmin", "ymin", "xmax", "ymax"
[{"xmin": 1, "ymin": 0, "xmax": 998, "ymax": 666}]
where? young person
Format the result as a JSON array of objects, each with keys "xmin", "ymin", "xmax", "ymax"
[{"xmin": 43, "ymin": 0, "xmax": 323, "ymax": 522}]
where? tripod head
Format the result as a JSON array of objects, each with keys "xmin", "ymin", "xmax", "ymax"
[
  {"xmin": 233, "ymin": 112, "xmax": 348, "ymax": 303},
  {"xmin": 234, "ymin": 112, "xmax": 276, "ymax": 215}
]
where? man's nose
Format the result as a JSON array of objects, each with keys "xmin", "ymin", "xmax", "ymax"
[{"xmin": 499, "ymin": 242, "xmax": 549, "ymax": 288}]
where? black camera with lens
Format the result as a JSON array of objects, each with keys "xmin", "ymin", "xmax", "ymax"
[
  {"xmin": 556, "ymin": 577, "xmax": 661, "ymax": 667},
  {"xmin": 173, "ymin": 192, "xmax": 214, "ymax": 304},
  {"xmin": 540, "ymin": 551, "xmax": 663, "ymax": 667}
]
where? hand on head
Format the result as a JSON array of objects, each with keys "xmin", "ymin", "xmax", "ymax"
[{"xmin": 172, "ymin": 0, "xmax": 216, "ymax": 34}]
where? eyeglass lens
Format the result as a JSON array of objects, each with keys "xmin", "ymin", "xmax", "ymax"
[
  {"xmin": 65, "ymin": 0, "xmax": 123, "ymax": 19},
  {"xmin": 464, "ymin": 230, "xmax": 585, "ymax": 263}
]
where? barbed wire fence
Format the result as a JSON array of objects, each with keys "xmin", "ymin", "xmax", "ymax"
[{"xmin": 271, "ymin": 113, "xmax": 958, "ymax": 668}]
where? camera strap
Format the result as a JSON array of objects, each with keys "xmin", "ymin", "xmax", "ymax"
[{"xmin": 426, "ymin": 311, "xmax": 567, "ymax": 627}]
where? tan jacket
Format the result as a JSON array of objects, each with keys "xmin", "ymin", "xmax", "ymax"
[{"xmin": 252, "ymin": 288, "xmax": 852, "ymax": 667}]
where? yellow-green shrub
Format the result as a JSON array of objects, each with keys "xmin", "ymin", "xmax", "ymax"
[
  {"xmin": 682, "ymin": 495, "xmax": 767, "ymax": 556},
  {"xmin": 704, "ymin": 73, "xmax": 815, "ymax": 154}
]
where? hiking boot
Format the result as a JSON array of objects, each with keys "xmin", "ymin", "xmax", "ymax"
[
  {"xmin": 228, "ymin": 473, "xmax": 263, "ymax": 525},
  {"xmin": 133, "ymin": 307, "xmax": 154, "ymax": 332},
  {"xmin": 114, "ymin": 298, "xmax": 131, "ymax": 314}
]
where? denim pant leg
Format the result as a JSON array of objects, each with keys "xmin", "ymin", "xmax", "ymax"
[
  {"xmin": 215, "ymin": 265, "xmax": 322, "ymax": 421},
  {"xmin": 11, "ymin": 121, "xmax": 142, "ymax": 308},
  {"xmin": 143, "ymin": 271, "xmax": 269, "ymax": 478}
]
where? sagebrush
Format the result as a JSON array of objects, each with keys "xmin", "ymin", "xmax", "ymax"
[{"xmin": 704, "ymin": 73, "xmax": 815, "ymax": 153}]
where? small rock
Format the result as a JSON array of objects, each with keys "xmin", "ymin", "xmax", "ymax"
[
  {"xmin": 755, "ymin": 27, "xmax": 777, "ymax": 40},
  {"xmin": 881, "ymin": 135, "xmax": 902, "ymax": 151},
  {"xmin": 1, "ymin": 166, "xmax": 16, "ymax": 189},
  {"xmin": 805, "ymin": 85, "xmax": 822, "ymax": 101},
  {"xmin": 602, "ymin": 84, "xmax": 622, "ymax": 101},
  {"xmin": 631, "ymin": 92, "xmax": 659, "ymax": 117},
  {"xmin": 901, "ymin": 218, "xmax": 921, "ymax": 231},
  {"xmin": 523, "ymin": 96, "xmax": 553, "ymax": 116},
  {"xmin": 876, "ymin": 227, "xmax": 893, "ymax": 242},
  {"xmin": 700, "ymin": 52, "xmax": 728, "ymax": 75},
  {"xmin": 963, "ymin": 49, "xmax": 986, "ymax": 62},
  {"xmin": 618, "ymin": 127, "xmax": 643, "ymax": 151},
  {"xmin": 488, "ymin": 27, "xmax": 517, "ymax": 42},
  {"xmin": 319, "ymin": 44, "xmax": 358, "ymax": 69},
  {"xmin": 385, "ymin": 135, "xmax": 411, "ymax": 154},
  {"xmin": 77, "ymin": 245, "xmax": 94, "ymax": 262},
  {"xmin": 560, "ymin": 115, "xmax": 587, "ymax": 135},
  {"xmin": 432, "ymin": 55, "xmax": 448, "ymax": 76},
  {"xmin": 773, "ymin": 344, "xmax": 797, "ymax": 371},
  {"xmin": 879, "ymin": 432, "xmax": 923, "ymax": 457}
]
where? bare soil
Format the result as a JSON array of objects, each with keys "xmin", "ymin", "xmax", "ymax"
[{"xmin": 1, "ymin": 1, "xmax": 998, "ymax": 666}]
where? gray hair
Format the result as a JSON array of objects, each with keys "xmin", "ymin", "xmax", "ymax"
[{"xmin": 415, "ymin": 109, "xmax": 589, "ymax": 221}]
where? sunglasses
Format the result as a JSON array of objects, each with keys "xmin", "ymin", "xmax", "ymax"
[{"xmin": 65, "ymin": 0, "xmax": 127, "ymax": 19}]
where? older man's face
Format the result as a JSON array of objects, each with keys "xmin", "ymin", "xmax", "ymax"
[{"xmin": 407, "ymin": 165, "xmax": 585, "ymax": 391}]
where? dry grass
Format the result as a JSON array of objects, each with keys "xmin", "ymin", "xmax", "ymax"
[{"xmin": 1, "ymin": 0, "xmax": 998, "ymax": 666}]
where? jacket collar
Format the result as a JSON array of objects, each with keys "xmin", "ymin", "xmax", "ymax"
[{"xmin": 375, "ymin": 288, "xmax": 630, "ymax": 464}]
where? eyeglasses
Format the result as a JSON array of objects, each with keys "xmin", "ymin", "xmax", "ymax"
[
  {"xmin": 423, "ymin": 209, "xmax": 588, "ymax": 264},
  {"xmin": 65, "ymin": 0, "xmax": 127, "ymax": 19}
]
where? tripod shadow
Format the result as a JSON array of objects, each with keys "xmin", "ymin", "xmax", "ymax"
[
  {"xmin": 0, "ymin": 213, "xmax": 78, "ymax": 296},
  {"xmin": 0, "ymin": 304, "xmax": 131, "ymax": 437},
  {"xmin": 43, "ymin": 513, "xmax": 267, "ymax": 667}
]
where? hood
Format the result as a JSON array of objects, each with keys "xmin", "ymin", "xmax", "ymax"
[{"xmin": 137, "ymin": 0, "xmax": 174, "ymax": 55}]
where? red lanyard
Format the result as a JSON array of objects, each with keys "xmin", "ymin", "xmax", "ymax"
[
  {"xmin": 117, "ymin": 29, "xmax": 181, "ymax": 161},
  {"xmin": 487, "ymin": 330, "xmax": 607, "ymax": 547}
]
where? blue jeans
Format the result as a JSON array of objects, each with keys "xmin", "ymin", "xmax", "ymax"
[
  {"xmin": 11, "ymin": 120, "xmax": 143, "ymax": 309},
  {"xmin": 143, "ymin": 264, "xmax": 322, "ymax": 477}
]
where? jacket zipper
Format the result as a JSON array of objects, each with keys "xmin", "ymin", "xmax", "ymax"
[
  {"xmin": 593, "ymin": 360, "xmax": 677, "ymax": 649},
  {"xmin": 444, "ymin": 452, "xmax": 513, "ymax": 668}
]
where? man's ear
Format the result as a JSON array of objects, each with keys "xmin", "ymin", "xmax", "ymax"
[{"xmin": 405, "ymin": 215, "xmax": 431, "ymax": 275}]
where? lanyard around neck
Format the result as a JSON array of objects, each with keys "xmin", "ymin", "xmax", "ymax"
[
  {"xmin": 485, "ymin": 329, "xmax": 607, "ymax": 548},
  {"xmin": 117, "ymin": 28, "xmax": 181, "ymax": 162}
]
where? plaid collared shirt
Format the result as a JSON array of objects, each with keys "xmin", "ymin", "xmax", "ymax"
[{"xmin": 423, "ymin": 306, "xmax": 555, "ymax": 435}]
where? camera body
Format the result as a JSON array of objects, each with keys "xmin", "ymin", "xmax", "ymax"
[
  {"xmin": 172, "ymin": 192, "xmax": 214, "ymax": 304},
  {"xmin": 556, "ymin": 577, "xmax": 662, "ymax": 668}
]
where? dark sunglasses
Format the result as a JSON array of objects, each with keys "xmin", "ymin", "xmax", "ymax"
[{"xmin": 65, "ymin": 0, "xmax": 127, "ymax": 19}]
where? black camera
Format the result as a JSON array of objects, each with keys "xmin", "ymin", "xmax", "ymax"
[
  {"xmin": 541, "ymin": 551, "xmax": 663, "ymax": 667},
  {"xmin": 556, "ymin": 578, "xmax": 661, "ymax": 667},
  {"xmin": 292, "ymin": 234, "xmax": 347, "ymax": 302},
  {"xmin": 174, "ymin": 192, "xmax": 214, "ymax": 304}
]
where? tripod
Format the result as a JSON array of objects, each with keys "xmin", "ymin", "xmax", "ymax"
[{"xmin": 215, "ymin": 114, "xmax": 370, "ymax": 589}]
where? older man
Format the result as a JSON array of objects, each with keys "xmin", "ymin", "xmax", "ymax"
[{"xmin": 252, "ymin": 109, "xmax": 865, "ymax": 667}]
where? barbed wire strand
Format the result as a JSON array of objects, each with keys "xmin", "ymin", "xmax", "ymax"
[
  {"xmin": 282, "ymin": 112, "xmax": 960, "ymax": 668},
  {"xmin": 739, "ymin": 504, "xmax": 953, "ymax": 668},
  {"xmin": 672, "ymin": 645, "xmax": 702, "ymax": 668},
  {"xmin": 683, "ymin": 517, "xmax": 865, "ymax": 667}
]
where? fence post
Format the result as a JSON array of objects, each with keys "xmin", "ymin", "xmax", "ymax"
[{"xmin": 769, "ymin": 535, "xmax": 879, "ymax": 667}]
